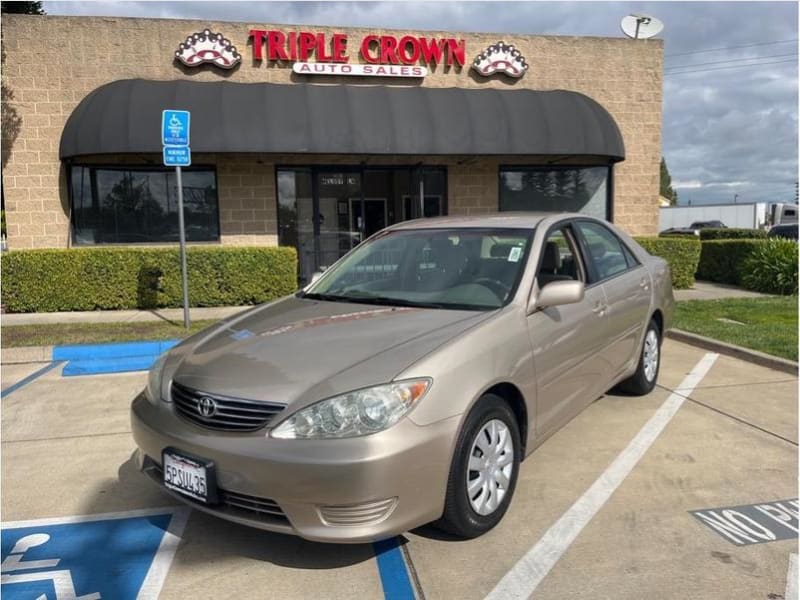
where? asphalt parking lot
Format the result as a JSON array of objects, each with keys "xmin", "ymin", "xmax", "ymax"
[{"xmin": 2, "ymin": 339, "xmax": 797, "ymax": 599}]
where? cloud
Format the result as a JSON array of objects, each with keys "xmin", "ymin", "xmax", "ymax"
[{"xmin": 43, "ymin": 1, "xmax": 799, "ymax": 205}]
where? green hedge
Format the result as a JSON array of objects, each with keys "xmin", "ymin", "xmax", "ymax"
[
  {"xmin": 695, "ymin": 239, "xmax": 761, "ymax": 286},
  {"xmin": 634, "ymin": 236, "xmax": 701, "ymax": 289},
  {"xmin": 1, "ymin": 246, "xmax": 298, "ymax": 313},
  {"xmin": 740, "ymin": 238, "xmax": 798, "ymax": 295},
  {"xmin": 699, "ymin": 228, "xmax": 768, "ymax": 240}
]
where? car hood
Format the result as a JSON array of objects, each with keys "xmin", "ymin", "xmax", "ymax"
[{"xmin": 170, "ymin": 296, "xmax": 492, "ymax": 409}]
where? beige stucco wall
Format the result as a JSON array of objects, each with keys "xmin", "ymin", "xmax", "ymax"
[{"xmin": 1, "ymin": 14, "xmax": 663, "ymax": 249}]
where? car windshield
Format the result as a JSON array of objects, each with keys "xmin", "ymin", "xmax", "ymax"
[{"xmin": 300, "ymin": 228, "xmax": 534, "ymax": 310}]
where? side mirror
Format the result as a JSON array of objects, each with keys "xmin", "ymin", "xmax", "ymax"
[{"xmin": 529, "ymin": 280, "xmax": 585, "ymax": 313}]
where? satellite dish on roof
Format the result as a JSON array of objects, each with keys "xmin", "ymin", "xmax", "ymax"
[{"xmin": 621, "ymin": 14, "xmax": 664, "ymax": 39}]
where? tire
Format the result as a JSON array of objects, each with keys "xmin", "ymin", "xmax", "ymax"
[
  {"xmin": 435, "ymin": 394, "xmax": 522, "ymax": 539},
  {"xmin": 618, "ymin": 318, "xmax": 661, "ymax": 395}
]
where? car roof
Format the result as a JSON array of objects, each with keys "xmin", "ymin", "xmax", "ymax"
[{"xmin": 386, "ymin": 212, "xmax": 575, "ymax": 231}]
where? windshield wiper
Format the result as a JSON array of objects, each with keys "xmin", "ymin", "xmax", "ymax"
[{"xmin": 298, "ymin": 292, "xmax": 358, "ymax": 303}]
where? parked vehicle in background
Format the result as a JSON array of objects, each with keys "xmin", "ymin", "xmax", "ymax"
[
  {"xmin": 660, "ymin": 220, "xmax": 726, "ymax": 237},
  {"xmin": 768, "ymin": 224, "xmax": 799, "ymax": 240},
  {"xmin": 770, "ymin": 203, "xmax": 799, "ymax": 226},
  {"xmin": 131, "ymin": 213, "xmax": 674, "ymax": 543}
]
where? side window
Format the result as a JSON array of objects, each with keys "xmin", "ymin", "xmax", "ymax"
[
  {"xmin": 575, "ymin": 221, "xmax": 634, "ymax": 282},
  {"xmin": 621, "ymin": 243, "xmax": 639, "ymax": 268},
  {"xmin": 537, "ymin": 227, "xmax": 584, "ymax": 287}
]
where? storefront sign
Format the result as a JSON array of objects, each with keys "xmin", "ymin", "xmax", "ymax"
[
  {"xmin": 175, "ymin": 29, "xmax": 241, "ymax": 69},
  {"xmin": 250, "ymin": 29, "xmax": 465, "ymax": 78},
  {"xmin": 472, "ymin": 42, "xmax": 529, "ymax": 78},
  {"xmin": 174, "ymin": 28, "xmax": 532, "ymax": 81},
  {"xmin": 292, "ymin": 63, "xmax": 426, "ymax": 78}
]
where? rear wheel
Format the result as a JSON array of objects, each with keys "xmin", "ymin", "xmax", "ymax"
[
  {"xmin": 435, "ymin": 394, "xmax": 521, "ymax": 538},
  {"xmin": 618, "ymin": 318, "xmax": 661, "ymax": 395}
]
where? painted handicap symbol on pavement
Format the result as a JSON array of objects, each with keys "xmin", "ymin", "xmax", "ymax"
[{"xmin": 1, "ymin": 507, "xmax": 189, "ymax": 600}]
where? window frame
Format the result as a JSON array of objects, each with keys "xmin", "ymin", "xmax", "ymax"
[
  {"xmin": 497, "ymin": 164, "xmax": 614, "ymax": 221},
  {"xmin": 572, "ymin": 219, "xmax": 644, "ymax": 286},
  {"xmin": 67, "ymin": 163, "xmax": 221, "ymax": 246},
  {"xmin": 534, "ymin": 223, "xmax": 587, "ymax": 287}
]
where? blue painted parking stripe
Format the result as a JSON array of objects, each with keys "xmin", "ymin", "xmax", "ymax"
[
  {"xmin": 62, "ymin": 355, "xmax": 162, "ymax": 376},
  {"xmin": 1, "ymin": 362, "xmax": 62, "ymax": 399},
  {"xmin": 52, "ymin": 339, "xmax": 181, "ymax": 376},
  {"xmin": 373, "ymin": 538, "xmax": 415, "ymax": 600},
  {"xmin": 53, "ymin": 339, "xmax": 179, "ymax": 361}
]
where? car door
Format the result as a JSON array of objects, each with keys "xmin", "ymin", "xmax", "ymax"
[
  {"xmin": 526, "ymin": 222, "xmax": 612, "ymax": 437},
  {"xmin": 574, "ymin": 220, "xmax": 652, "ymax": 378}
]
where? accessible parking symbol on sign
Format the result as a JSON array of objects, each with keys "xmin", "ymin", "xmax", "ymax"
[{"xmin": 1, "ymin": 507, "xmax": 189, "ymax": 599}]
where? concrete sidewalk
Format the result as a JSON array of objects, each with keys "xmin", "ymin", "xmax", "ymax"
[
  {"xmin": 2, "ymin": 305, "xmax": 250, "ymax": 326},
  {"xmin": 674, "ymin": 280, "xmax": 775, "ymax": 301}
]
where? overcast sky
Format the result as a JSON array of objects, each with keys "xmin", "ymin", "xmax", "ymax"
[{"xmin": 44, "ymin": 1, "xmax": 799, "ymax": 205}]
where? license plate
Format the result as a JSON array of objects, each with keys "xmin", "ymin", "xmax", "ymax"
[{"xmin": 163, "ymin": 450, "xmax": 214, "ymax": 503}]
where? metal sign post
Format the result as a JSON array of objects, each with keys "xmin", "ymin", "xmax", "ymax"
[
  {"xmin": 175, "ymin": 166, "xmax": 190, "ymax": 329},
  {"xmin": 162, "ymin": 110, "xmax": 192, "ymax": 329}
]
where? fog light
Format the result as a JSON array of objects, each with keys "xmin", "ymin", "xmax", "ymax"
[{"xmin": 318, "ymin": 498, "xmax": 398, "ymax": 526}]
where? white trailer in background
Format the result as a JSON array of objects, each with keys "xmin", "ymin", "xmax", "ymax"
[
  {"xmin": 659, "ymin": 203, "xmax": 769, "ymax": 231},
  {"xmin": 769, "ymin": 203, "xmax": 798, "ymax": 225}
]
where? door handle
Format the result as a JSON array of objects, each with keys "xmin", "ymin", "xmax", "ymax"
[
  {"xmin": 639, "ymin": 278, "xmax": 650, "ymax": 291},
  {"xmin": 592, "ymin": 302, "xmax": 607, "ymax": 316}
]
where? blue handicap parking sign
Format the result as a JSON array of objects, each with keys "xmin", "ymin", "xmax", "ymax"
[
  {"xmin": 162, "ymin": 110, "xmax": 190, "ymax": 146},
  {"xmin": 162, "ymin": 146, "xmax": 192, "ymax": 167},
  {"xmin": 1, "ymin": 508, "xmax": 188, "ymax": 600}
]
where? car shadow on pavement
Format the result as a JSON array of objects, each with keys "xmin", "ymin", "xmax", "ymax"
[{"xmin": 79, "ymin": 453, "xmax": 377, "ymax": 570}]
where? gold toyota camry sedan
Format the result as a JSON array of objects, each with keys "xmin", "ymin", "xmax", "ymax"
[{"xmin": 131, "ymin": 213, "xmax": 674, "ymax": 543}]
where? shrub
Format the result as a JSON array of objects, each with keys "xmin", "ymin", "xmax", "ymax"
[
  {"xmin": 1, "ymin": 246, "xmax": 298, "ymax": 313},
  {"xmin": 740, "ymin": 238, "xmax": 798, "ymax": 295},
  {"xmin": 633, "ymin": 236, "xmax": 701, "ymax": 289},
  {"xmin": 695, "ymin": 239, "xmax": 763, "ymax": 285},
  {"xmin": 699, "ymin": 228, "xmax": 768, "ymax": 240}
]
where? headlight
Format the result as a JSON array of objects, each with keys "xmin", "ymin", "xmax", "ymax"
[
  {"xmin": 271, "ymin": 379, "xmax": 431, "ymax": 439},
  {"xmin": 145, "ymin": 353, "xmax": 168, "ymax": 404}
]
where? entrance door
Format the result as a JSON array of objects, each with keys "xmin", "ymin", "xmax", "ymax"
[
  {"xmin": 350, "ymin": 198, "xmax": 388, "ymax": 239},
  {"xmin": 277, "ymin": 166, "xmax": 447, "ymax": 284},
  {"xmin": 316, "ymin": 170, "xmax": 362, "ymax": 270}
]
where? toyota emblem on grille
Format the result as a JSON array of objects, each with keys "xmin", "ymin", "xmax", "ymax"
[{"xmin": 197, "ymin": 396, "xmax": 218, "ymax": 418}]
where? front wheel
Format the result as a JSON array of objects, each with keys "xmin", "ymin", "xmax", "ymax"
[
  {"xmin": 618, "ymin": 318, "xmax": 661, "ymax": 395},
  {"xmin": 435, "ymin": 394, "xmax": 522, "ymax": 538}
]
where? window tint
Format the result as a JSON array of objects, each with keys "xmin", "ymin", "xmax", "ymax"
[
  {"xmin": 70, "ymin": 166, "xmax": 219, "ymax": 245},
  {"xmin": 499, "ymin": 167, "xmax": 609, "ymax": 219},
  {"xmin": 575, "ymin": 221, "xmax": 632, "ymax": 282},
  {"xmin": 537, "ymin": 228, "xmax": 583, "ymax": 287}
]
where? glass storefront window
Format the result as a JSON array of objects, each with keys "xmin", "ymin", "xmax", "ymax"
[
  {"xmin": 70, "ymin": 166, "xmax": 220, "ymax": 244},
  {"xmin": 277, "ymin": 166, "xmax": 446, "ymax": 284},
  {"xmin": 499, "ymin": 167, "xmax": 610, "ymax": 219}
]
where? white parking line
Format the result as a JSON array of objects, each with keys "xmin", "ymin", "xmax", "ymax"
[
  {"xmin": 786, "ymin": 553, "xmax": 798, "ymax": 600},
  {"xmin": 486, "ymin": 352, "xmax": 719, "ymax": 600}
]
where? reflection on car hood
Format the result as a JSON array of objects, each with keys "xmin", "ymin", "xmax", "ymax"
[{"xmin": 172, "ymin": 296, "xmax": 492, "ymax": 407}]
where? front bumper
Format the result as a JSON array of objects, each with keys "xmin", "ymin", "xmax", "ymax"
[{"xmin": 130, "ymin": 392, "xmax": 460, "ymax": 543}]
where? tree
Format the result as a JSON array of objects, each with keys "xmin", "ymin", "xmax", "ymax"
[
  {"xmin": 660, "ymin": 157, "xmax": 678, "ymax": 205},
  {"xmin": 1, "ymin": 1, "xmax": 45, "ymax": 14}
]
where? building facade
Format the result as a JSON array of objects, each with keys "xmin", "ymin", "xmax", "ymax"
[{"xmin": 1, "ymin": 15, "xmax": 663, "ymax": 282}]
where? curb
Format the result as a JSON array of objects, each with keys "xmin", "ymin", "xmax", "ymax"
[
  {"xmin": 1, "ymin": 345, "xmax": 53, "ymax": 364},
  {"xmin": 667, "ymin": 329, "xmax": 798, "ymax": 375}
]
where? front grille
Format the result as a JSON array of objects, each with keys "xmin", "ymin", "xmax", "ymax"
[
  {"xmin": 219, "ymin": 489, "xmax": 287, "ymax": 520},
  {"xmin": 171, "ymin": 382, "xmax": 286, "ymax": 432}
]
